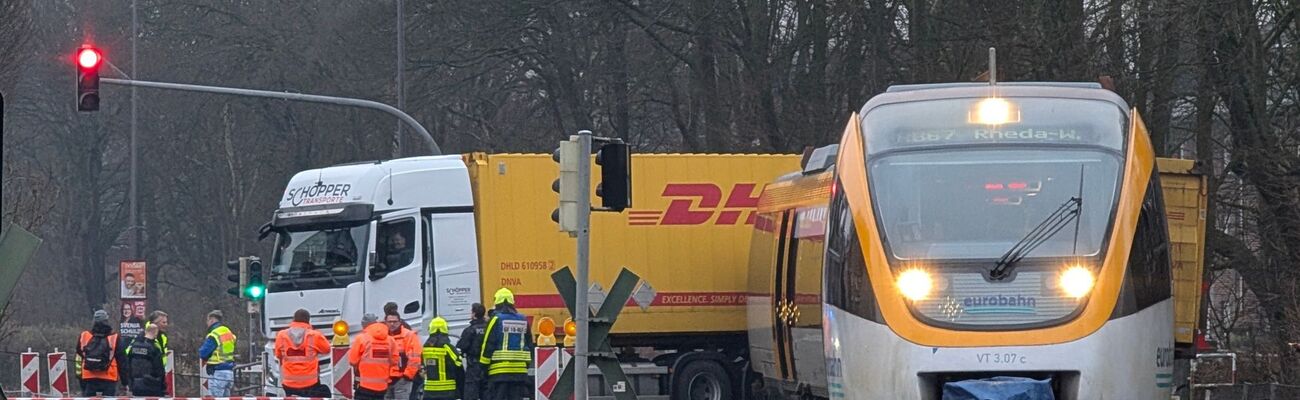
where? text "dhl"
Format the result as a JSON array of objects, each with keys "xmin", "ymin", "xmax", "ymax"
[{"xmin": 627, "ymin": 183, "xmax": 760, "ymax": 226}]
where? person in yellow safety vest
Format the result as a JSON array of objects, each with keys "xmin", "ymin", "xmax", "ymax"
[
  {"xmin": 143, "ymin": 310, "xmax": 170, "ymax": 359},
  {"xmin": 479, "ymin": 288, "xmax": 533, "ymax": 400},
  {"xmin": 199, "ymin": 310, "xmax": 237, "ymax": 397},
  {"xmin": 421, "ymin": 317, "xmax": 463, "ymax": 399}
]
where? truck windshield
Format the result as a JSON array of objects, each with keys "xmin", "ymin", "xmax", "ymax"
[{"xmin": 268, "ymin": 223, "xmax": 368, "ymax": 292}]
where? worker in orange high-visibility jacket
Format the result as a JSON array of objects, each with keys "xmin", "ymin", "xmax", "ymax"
[
  {"xmin": 77, "ymin": 310, "xmax": 123, "ymax": 396},
  {"xmin": 383, "ymin": 311, "xmax": 422, "ymax": 400},
  {"xmin": 349, "ymin": 313, "xmax": 401, "ymax": 400},
  {"xmin": 274, "ymin": 309, "xmax": 332, "ymax": 397}
]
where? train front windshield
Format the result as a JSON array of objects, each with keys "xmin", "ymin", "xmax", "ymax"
[{"xmin": 863, "ymin": 97, "xmax": 1127, "ymax": 329}]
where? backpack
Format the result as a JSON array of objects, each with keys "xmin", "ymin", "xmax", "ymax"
[{"xmin": 82, "ymin": 333, "xmax": 114, "ymax": 372}]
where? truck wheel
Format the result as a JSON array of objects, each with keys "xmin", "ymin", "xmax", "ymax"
[{"xmin": 674, "ymin": 360, "xmax": 734, "ymax": 400}]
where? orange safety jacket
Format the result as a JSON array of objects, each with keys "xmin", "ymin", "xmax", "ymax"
[
  {"xmin": 274, "ymin": 321, "xmax": 331, "ymax": 389},
  {"xmin": 77, "ymin": 331, "xmax": 119, "ymax": 381},
  {"xmin": 388, "ymin": 326, "xmax": 422, "ymax": 380},
  {"xmin": 348, "ymin": 324, "xmax": 400, "ymax": 392}
]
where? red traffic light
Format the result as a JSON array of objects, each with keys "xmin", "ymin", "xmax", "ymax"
[{"xmin": 77, "ymin": 47, "xmax": 102, "ymax": 69}]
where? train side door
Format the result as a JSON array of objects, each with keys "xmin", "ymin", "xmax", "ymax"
[{"xmin": 772, "ymin": 210, "xmax": 799, "ymax": 382}]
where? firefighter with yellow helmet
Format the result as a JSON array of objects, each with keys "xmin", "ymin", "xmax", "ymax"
[
  {"xmin": 421, "ymin": 317, "xmax": 462, "ymax": 399},
  {"xmin": 478, "ymin": 288, "xmax": 533, "ymax": 399}
]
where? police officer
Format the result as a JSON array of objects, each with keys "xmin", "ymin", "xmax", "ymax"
[
  {"xmin": 455, "ymin": 303, "xmax": 488, "ymax": 400},
  {"xmin": 421, "ymin": 317, "xmax": 462, "ymax": 399},
  {"xmin": 123, "ymin": 310, "xmax": 169, "ymax": 395},
  {"xmin": 199, "ymin": 310, "xmax": 237, "ymax": 397},
  {"xmin": 479, "ymin": 289, "xmax": 533, "ymax": 400},
  {"xmin": 126, "ymin": 324, "xmax": 166, "ymax": 396}
]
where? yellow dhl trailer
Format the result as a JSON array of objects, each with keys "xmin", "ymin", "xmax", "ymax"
[
  {"xmin": 1158, "ymin": 158, "xmax": 1208, "ymax": 354},
  {"xmin": 465, "ymin": 152, "xmax": 801, "ymax": 338}
]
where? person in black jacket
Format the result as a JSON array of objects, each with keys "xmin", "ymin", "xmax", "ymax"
[
  {"xmin": 455, "ymin": 303, "xmax": 488, "ymax": 400},
  {"xmin": 126, "ymin": 324, "xmax": 166, "ymax": 396}
]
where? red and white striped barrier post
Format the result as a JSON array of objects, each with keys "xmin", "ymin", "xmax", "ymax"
[
  {"xmin": 20, "ymin": 349, "xmax": 40, "ymax": 397},
  {"xmin": 198, "ymin": 360, "xmax": 211, "ymax": 397},
  {"xmin": 534, "ymin": 347, "xmax": 558, "ymax": 400},
  {"xmin": 331, "ymin": 346, "xmax": 352, "ymax": 399},
  {"xmin": 46, "ymin": 349, "xmax": 69, "ymax": 397},
  {"xmin": 534, "ymin": 347, "xmax": 575, "ymax": 400},
  {"xmin": 164, "ymin": 350, "xmax": 175, "ymax": 397}
]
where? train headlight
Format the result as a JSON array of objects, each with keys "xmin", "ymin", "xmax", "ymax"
[
  {"xmin": 896, "ymin": 269, "xmax": 933, "ymax": 301},
  {"xmin": 1059, "ymin": 266, "xmax": 1095, "ymax": 298},
  {"xmin": 969, "ymin": 97, "xmax": 1020, "ymax": 125}
]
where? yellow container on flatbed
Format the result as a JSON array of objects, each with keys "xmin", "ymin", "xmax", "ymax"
[
  {"xmin": 465, "ymin": 153, "xmax": 801, "ymax": 336},
  {"xmin": 1157, "ymin": 158, "xmax": 1207, "ymax": 346}
]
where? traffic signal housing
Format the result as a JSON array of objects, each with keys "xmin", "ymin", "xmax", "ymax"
[
  {"xmin": 226, "ymin": 257, "xmax": 248, "ymax": 298},
  {"xmin": 75, "ymin": 45, "xmax": 101, "ymax": 112},
  {"xmin": 595, "ymin": 142, "xmax": 631, "ymax": 211},
  {"xmin": 551, "ymin": 139, "xmax": 581, "ymax": 233},
  {"xmin": 245, "ymin": 256, "xmax": 265, "ymax": 300}
]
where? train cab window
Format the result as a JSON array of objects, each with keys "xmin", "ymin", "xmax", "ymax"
[
  {"xmin": 825, "ymin": 188, "xmax": 882, "ymax": 322},
  {"xmin": 1114, "ymin": 176, "xmax": 1173, "ymax": 318},
  {"xmin": 375, "ymin": 219, "xmax": 415, "ymax": 276}
]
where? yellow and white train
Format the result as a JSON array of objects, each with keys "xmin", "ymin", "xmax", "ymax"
[{"xmin": 748, "ymin": 82, "xmax": 1200, "ymax": 399}]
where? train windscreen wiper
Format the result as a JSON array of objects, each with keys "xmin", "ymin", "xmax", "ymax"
[{"xmin": 988, "ymin": 195, "xmax": 1082, "ymax": 280}]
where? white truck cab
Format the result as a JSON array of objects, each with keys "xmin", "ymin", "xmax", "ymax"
[{"xmin": 260, "ymin": 156, "xmax": 482, "ymax": 394}]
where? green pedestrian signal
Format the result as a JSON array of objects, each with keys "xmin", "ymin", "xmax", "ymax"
[{"xmin": 245, "ymin": 257, "xmax": 265, "ymax": 300}]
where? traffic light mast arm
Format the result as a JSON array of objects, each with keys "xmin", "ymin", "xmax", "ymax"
[{"xmin": 98, "ymin": 78, "xmax": 441, "ymax": 155}]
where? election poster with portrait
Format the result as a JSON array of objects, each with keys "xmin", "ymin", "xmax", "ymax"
[
  {"xmin": 119, "ymin": 300, "xmax": 146, "ymax": 338},
  {"xmin": 120, "ymin": 260, "xmax": 147, "ymax": 299}
]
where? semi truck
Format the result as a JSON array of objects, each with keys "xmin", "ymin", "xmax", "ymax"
[
  {"xmin": 259, "ymin": 152, "xmax": 801, "ymax": 399},
  {"xmin": 258, "ymin": 150, "xmax": 1206, "ymax": 399}
]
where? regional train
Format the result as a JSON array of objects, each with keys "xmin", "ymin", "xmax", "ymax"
[{"xmin": 748, "ymin": 82, "xmax": 1174, "ymax": 399}]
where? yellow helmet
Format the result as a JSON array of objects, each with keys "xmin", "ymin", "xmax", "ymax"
[
  {"xmin": 494, "ymin": 287, "xmax": 515, "ymax": 305},
  {"xmin": 428, "ymin": 317, "xmax": 448, "ymax": 334}
]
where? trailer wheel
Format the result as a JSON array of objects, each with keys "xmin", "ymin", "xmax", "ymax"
[{"xmin": 674, "ymin": 360, "xmax": 733, "ymax": 400}]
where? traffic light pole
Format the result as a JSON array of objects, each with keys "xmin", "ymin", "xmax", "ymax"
[
  {"xmin": 573, "ymin": 129, "xmax": 593, "ymax": 400},
  {"xmin": 99, "ymin": 78, "xmax": 442, "ymax": 155}
]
